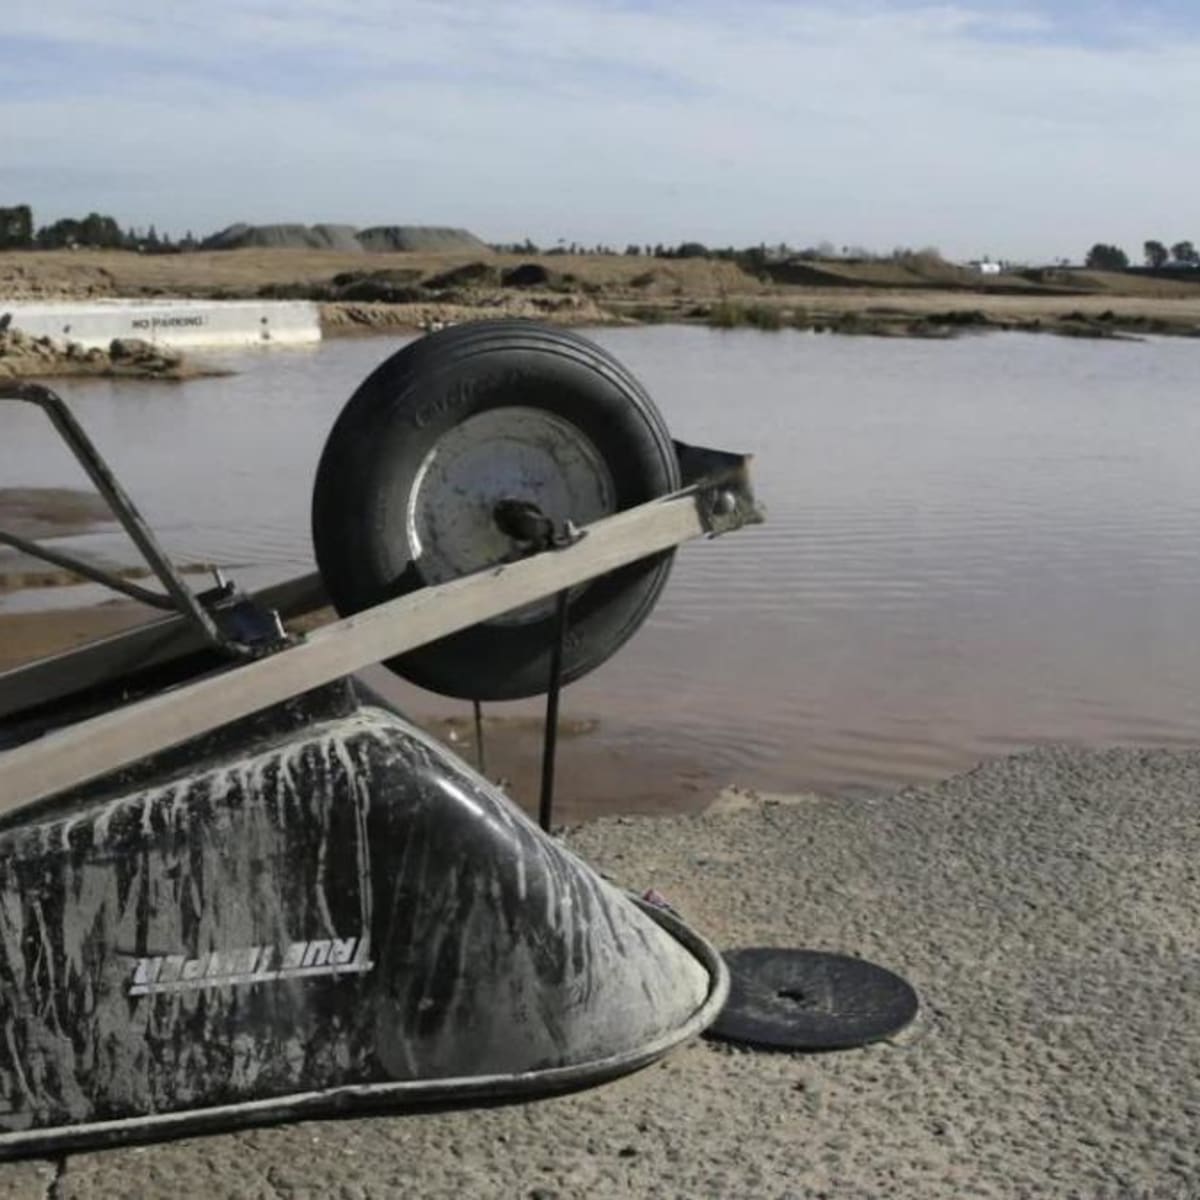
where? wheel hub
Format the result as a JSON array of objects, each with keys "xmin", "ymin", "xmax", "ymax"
[{"xmin": 405, "ymin": 406, "xmax": 615, "ymax": 624}]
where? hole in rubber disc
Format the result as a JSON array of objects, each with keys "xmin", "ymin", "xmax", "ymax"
[{"xmin": 777, "ymin": 988, "xmax": 812, "ymax": 1006}]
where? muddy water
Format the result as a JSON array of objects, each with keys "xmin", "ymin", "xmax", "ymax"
[{"xmin": 3, "ymin": 327, "xmax": 1200, "ymax": 806}]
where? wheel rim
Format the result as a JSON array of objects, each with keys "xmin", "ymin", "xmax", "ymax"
[{"xmin": 405, "ymin": 406, "xmax": 617, "ymax": 625}]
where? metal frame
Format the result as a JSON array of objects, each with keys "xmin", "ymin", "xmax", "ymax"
[
  {"xmin": 0, "ymin": 463, "xmax": 761, "ymax": 818},
  {"xmin": 0, "ymin": 380, "xmax": 762, "ymax": 819}
]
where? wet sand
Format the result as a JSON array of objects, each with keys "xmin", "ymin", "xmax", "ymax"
[
  {"xmin": 3, "ymin": 744, "xmax": 1195, "ymax": 1198},
  {"xmin": 0, "ymin": 605, "xmax": 151, "ymax": 669},
  {"xmin": 0, "ymin": 487, "xmax": 112, "ymax": 542}
]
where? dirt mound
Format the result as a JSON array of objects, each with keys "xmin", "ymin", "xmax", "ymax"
[
  {"xmin": 1045, "ymin": 268, "xmax": 1200, "ymax": 299},
  {"xmin": 329, "ymin": 268, "xmax": 426, "ymax": 302},
  {"xmin": 202, "ymin": 223, "xmax": 365, "ymax": 252},
  {"xmin": 763, "ymin": 261, "xmax": 863, "ymax": 287},
  {"xmin": 501, "ymin": 262, "xmax": 555, "ymax": 288},
  {"xmin": 357, "ymin": 226, "xmax": 490, "ymax": 254},
  {"xmin": 309, "ymin": 224, "xmax": 363, "ymax": 253},
  {"xmin": 766, "ymin": 254, "xmax": 981, "ymax": 290},
  {"xmin": 423, "ymin": 261, "xmax": 500, "ymax": 289},
  {"xmin": 628, "ymin": 268, "xmax": 685, "ymax": 296}
]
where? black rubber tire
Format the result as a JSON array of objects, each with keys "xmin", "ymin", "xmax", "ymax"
[{"xmin": 311, "ymin": 320, "xmax": 680, "ymax": 700}]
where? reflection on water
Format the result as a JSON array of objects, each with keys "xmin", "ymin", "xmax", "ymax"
[{"xmin": 3, "ymin": 327, "xmax": 1200, "ymax": 799}]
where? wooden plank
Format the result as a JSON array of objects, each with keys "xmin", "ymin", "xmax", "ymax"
[
  {"xmin": 0, "ymin": 491, "xmax": 707, "ymax": 816},
  {"xmin": 0, "ymin": 573, "xmax": 329, "ymax": 721}
]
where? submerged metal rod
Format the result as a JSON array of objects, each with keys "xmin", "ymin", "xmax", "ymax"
[
  {"xmin": 473, "ymin": 699, "xmax": 486, "ymax": 775},
  {"xmin": 0, "ymin": 529, "xmax": 177, "ymax": 610},
  {"xmin": 538, "ymin": 590, "xmax": 570, "ymax": 832}
]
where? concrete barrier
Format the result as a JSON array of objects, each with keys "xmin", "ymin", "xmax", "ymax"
[{"xmin": 2, "ymin": 300, "xmax": 321, "ymax": 350}]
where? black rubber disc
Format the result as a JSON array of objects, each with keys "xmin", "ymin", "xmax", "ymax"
[{"xmin": 707, "ymin": 948, "xmax": 919, "ymax": 1051}]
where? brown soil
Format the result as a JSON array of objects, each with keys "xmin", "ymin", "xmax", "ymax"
[
  {"xmin": 5, "ymin": 248, "xmax": 1200, "ymax": 345},
  {"xmin": 0, "ymin": 248, "xmax": 756, "ymax": 303},
  {"xmin": 0, "ymin": 604, "xmax": 150, "ymax": 669}
]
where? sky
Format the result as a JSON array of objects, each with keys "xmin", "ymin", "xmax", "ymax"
[{"xmin": 1, "ymin": 0, "xmax": 1196, "ymax": 261}]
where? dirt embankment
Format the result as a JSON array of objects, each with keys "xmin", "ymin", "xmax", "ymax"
[{"xmin": 5, "ymin": 248, "xmax": 1200, "ymax": 341}]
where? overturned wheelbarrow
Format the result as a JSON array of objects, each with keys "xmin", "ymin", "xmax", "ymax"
[{"xmin": 0, "ymin": 322, "xmax": 762, "ymax": 1156}]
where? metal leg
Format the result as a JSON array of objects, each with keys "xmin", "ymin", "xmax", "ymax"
[
  {"xmin": 538, "ymin": 590, "xmax": 570, "ymax": 832},
  {"xmin": 472, "ymin": 699, "xmax": 487, "ymax": 775}
]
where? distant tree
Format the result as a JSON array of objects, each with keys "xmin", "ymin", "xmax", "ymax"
[
  {"xmin": 674, "ymin": 242, "xmax": 709, "ymax": 259},
  {"xmin": 652, "ymin": 243, "xmax": 665, "ymax": 258},
  {"xmin": 1084, "ymin": 243, "xmax": 1129, "ymax": 271},
  {"xmin": 0, "ymin": 204, "xmax": 34, "ymax": 249},
  {"xmin": 1171, "ymin": 240, "xmax": 1198, "ymax": 266},
  {"xmin": 37, "ymin": 212, "xmax": 124, "ymax": 249},
  {"xmin": 36, "ymin": 218, "xmax": 82, "ymax": 249},
  {"xmin": 739, "ymin": 245, "xmax": 769, "ymax": 271},
  {"xmin": 1144, "ymin": 240, "xmax": 1169, "ymax": 269},
  {"xmin": 624, "ymin": 243, "xmax": 641, "ymax": 256},
  {"xmin": 79, "ymin": 211, "xmax": 122, "ymax": 248}
]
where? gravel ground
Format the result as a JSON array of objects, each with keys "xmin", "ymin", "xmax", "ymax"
[{"xmin": 3, "ymin": 745, "xmax": 1197, "ymax": 1199}]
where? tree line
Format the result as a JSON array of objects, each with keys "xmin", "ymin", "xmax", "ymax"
[
  {"xmin": 0, "ymin": 204, "xmax": 196, "ymax": 253},
  {"xmin": 1085, "ymin": 241, "xmax": 1198, "ymax": 271},
  {"xmin": 8, "ymin": 200, "xmax": 1197, "ymax": 275}
]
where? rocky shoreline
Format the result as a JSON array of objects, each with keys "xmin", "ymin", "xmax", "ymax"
[{"xmin": 0, "ymin": 326, "xmax": 217, "ymax": 381}]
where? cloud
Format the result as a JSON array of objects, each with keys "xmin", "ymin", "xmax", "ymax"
[{"xmin": 3, "ymin": 1, "xmax": 1198, "ymax": 258}]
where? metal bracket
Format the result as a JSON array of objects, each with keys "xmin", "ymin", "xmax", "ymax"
[{"xmin": 674, "ymin": 440, "xmax": 765, "ymax": 536}]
